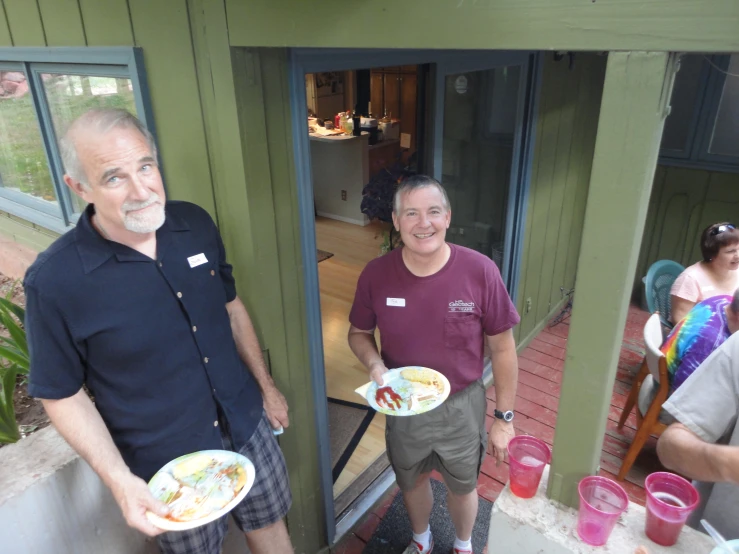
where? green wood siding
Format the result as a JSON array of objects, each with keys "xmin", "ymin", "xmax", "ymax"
[
  {"xmin": 79, "ymin": 0, "xmax": 134, "ymax": 46},
  {"xmin": 0, "ymin": 3, "xmax": 327, "ymax": 551},
  {"xmin": 37, "ymin": 0, "xmax": 86, "ymax": 46},
  {"xmin": 635, "ymin": 166, "xmax": 739, "ymax": 292},
  {"xmin": 3, "ymin": 0, "xmax": 45, "ymax": 47},
  {"xmin": 225, "ymin": 0, "xmax": 739, "ymax": 53},
  {"xmin": 0, "ymin": 2, "xmax": 13, "ymax": 46},
  {"xmin": 515, "ymin": 54, "xmax": 606, "ymax": 346}
]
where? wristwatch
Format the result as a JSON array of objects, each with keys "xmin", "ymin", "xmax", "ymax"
[{"xmin": 494, "ymin": 409, "xmax": 515, "ymax": 423}]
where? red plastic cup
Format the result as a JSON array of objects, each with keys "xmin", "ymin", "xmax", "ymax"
[
  {"xmin": 507, "ymin": 435, "xmax": 551, "ymax": 498},
  {"xmin": 577, "ymin": 476, "xmax": 629, "ymax": 546},
  {"xmin": 644, "ymin": 472, "xmax": 700, "ymax": 546}
]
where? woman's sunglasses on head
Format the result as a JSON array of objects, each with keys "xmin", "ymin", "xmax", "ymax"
[{"xmin": 710, "ymin": 224, "xmax": 736, "ymax": 237}]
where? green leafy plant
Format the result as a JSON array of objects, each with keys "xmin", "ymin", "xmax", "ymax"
[{"xmin": 0, "ymin": 292, "xmax": 28, "ymax": 444}]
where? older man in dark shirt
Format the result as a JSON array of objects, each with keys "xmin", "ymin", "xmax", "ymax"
[{"xmin": 25, "ymin": 108, "xmax": 293, "ymax": 554}]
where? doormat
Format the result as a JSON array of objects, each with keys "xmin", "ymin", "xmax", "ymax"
[
  {"xmin": 327, "ymin": 397, "xmax": 375, "ymax": 483},
  {"xmin": 317, "ymin": 249, "xmax": 334, "ymax": 263},
  {"xmin": 363, "ymin": 478, "xmax": 493, "ymax": 554}
]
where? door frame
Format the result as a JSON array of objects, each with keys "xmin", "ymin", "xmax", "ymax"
[{"xmin": 287, "ymin": 48, "xmax": 541, "ymax": 545}]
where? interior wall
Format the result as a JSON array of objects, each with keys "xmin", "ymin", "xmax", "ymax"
[{"xmin": 515, "ymin": 53, "xmax": 607, "ymax": 345}]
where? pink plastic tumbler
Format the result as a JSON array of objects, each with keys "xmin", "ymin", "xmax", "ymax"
[
  {"xmin": 577, "ymin": 476, "xmax": 629, "ymax": 546},
  {"xmin": 507, "ymin": 435, "xmax": 551, "ymax": 498},
  {"xmin": 644, "ymin": 472, "xmax": 699, "ymax": 546}
]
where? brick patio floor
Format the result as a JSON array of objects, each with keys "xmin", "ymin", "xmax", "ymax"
[{"xmin": 332, "ymin": 305, "xmax": 661, "ymax": 553}]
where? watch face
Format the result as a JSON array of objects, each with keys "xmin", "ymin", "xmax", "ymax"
[{"xmin": 504, "ymin": 411, "xmax": 514, "ymax": 422}]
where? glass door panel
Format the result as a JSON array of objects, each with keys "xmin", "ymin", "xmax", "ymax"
[{"xmin": 433, "ymin": 52, "xmax": 530, "ymax": 290}]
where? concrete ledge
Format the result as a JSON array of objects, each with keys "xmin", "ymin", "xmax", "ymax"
[
  {"xmin": 489, "ymin": 466, "xmax": 714, "ymax": 553},
  {"xmin": 0, "ymin": 427, "xmax": 248, "ymax": 554}
]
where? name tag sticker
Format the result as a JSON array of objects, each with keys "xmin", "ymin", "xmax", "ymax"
[
  {"xmin": 187, "ymin": 253, "xmax": 208, "ymax": 268},
  {"xmin": 386, "ymin": 298, "xmax": 406, "ymax": 307}
]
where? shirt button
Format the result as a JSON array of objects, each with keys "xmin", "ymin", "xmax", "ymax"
[
  {"xmin": 192, "ymin": 326, "xmax": 197, "ymax": 332},
  {"xmin": 213, "ymin": 420, "xmax": 218, "ymax": 427},
  {"xmin": 177, "ymin": 292, "xmax": 183, "ymax": 298},
  {"xmin": 210, "ymin": 270, "xmax": 215, "ymax": 276},
  {"xmin": 204, "ymin": 357, "xmax": 209, "ymax": 363},
  {"xmin": 158, "ymin": 262, "xmax": 163, "ymax": 267}
]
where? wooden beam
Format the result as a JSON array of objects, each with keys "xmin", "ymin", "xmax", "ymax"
[
  {"xmin": 546, "ymin": 51, "xmax": 677, "ymax": 507},
  {"xmin": 226, "ymin": 0, "xmax": 739, "ymax": 52}
]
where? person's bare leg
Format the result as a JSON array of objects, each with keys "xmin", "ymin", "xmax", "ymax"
[
  {"xmin": 403, "ymin": 473, "xmax": 434, "ymax": 534},
  {"xmin": 446, "ymin": 488, "xmax": 478, "ymax": 541},
  {"xmin": 245, "ymin": 519, "xmax": 293, "ymax": 554}
]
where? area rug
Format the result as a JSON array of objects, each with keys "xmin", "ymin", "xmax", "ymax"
[
  {"xmin": 363, "ymin": 478, "xmax": 493, "ymax": 554},
  {"xmin": 327, "ymin": 397, "xmax": 375, "ymax": 483},
  {"xmin": 317, "ymin": 249, "xmax": 334, "ymax": 263}
]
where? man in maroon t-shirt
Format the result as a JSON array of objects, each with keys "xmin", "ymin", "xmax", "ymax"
[{"xmin": 349, "ymin": 175, "xmax": 520, "ymax": 554}]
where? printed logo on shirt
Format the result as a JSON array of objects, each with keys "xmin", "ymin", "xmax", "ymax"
[
  {"xmin": 187, "ymin": 253, "xmax": 209, "ymax": 268},
  {"xmin": 387, "ymin": 298, "xmax": 406, "ymax": 307},
  {"xmin": 449, "ymin": 300, "xmax": 475, "ymax": 313}
]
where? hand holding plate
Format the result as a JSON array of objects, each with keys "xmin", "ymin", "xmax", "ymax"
[{"xmin": 110, "ymin": 470, "xmax": 169, "ymax": 536}]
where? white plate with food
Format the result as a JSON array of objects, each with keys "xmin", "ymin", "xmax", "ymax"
[
  {"xmin": 146, "ymin": 450, "xmax": 255, "ymax": 531},
  {"xmin": 356, "ymin": 366, "xmax": 451, "ymax": 416}
]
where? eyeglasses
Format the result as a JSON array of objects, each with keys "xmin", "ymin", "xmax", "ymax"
[{"xmin": 709, "ymin": 224, "xmax": 736, "ymax": 237}]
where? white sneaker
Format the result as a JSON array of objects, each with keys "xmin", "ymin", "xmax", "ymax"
[{"xmin": 402, "ymin": 535, "xmax": 434, "ymax": 554}]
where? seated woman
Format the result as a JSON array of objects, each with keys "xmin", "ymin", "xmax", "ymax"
[
  {"xmin": 670, "ymin": 222, "xmax": 739, "ymax": 324},
  {"xmin": 661, "ymin": 289, "xmax": 739, "ymax": 391}
]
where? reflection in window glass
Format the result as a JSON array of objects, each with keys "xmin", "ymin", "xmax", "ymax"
[
  {"xmin": 41, "ymin": 74, "xmax": 137, "ymax": 214},
  {"xmin": 0, "ymin": 71, "xmax": 59, "ymax": 207},
  {"xmin": 708, "ymin": 54, "xmax": 739, "ymax": 158},
  {"xmin": 660, "ymin": 55, "xmax": 704, "ymax": 154},
  {"xmin": 441, "ymin": 67, "xmax": 520, "ymax": 272}
]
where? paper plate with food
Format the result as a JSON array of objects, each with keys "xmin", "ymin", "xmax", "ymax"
[
  {"xmin": 356, "ymin": 366, "xmax": 451, "ymax": 416},
  {"xmin": 146, "ymin": 450, "xmax": 255, "ymax": 531}
]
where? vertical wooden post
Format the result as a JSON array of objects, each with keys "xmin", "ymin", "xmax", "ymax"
[{"xmin": 547, "ymin": 51, "xmax": 679, "ymax": 506}]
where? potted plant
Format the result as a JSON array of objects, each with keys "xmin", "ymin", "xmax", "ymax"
[{"xmin": 360, "ymin": 153, "xmax": 417, "ymax": 255}]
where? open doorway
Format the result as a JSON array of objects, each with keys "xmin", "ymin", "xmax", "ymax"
[
  {"xmin": 289, "ymin": 49, "xmax": 539, "ymax": 542},
  {"xmin": 305, "ymin": 64, "xmax": 425, "ymax": 515}
]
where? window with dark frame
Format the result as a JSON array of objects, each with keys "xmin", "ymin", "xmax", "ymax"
[
  {"xmin": 0, "ymin": 48, "xmax": 154, "ymax": 233},
  {"xmin": 660, "ymin": 53, "xmax": 739, "ymax": 172}
]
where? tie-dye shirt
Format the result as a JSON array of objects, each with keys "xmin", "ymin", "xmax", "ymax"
[{"xmin": 661, "ymin": 295, "xmax": 732, "ymax": 390}]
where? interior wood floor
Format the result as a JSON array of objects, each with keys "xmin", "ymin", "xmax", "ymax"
[{"xmin": 314, "ymin": 216, "xmax": 390, "ymax": 498}]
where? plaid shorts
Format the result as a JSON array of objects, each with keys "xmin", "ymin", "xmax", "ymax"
[{"xmin": 157, "ymin": 412, "xmax": 292, "ymax": 554}]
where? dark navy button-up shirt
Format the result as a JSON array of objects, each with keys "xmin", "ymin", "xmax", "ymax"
[{"xmin": 26, "ymin": 201, "xmax": 263, "ymax": 481}]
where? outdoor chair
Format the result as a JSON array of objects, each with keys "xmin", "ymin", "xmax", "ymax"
[
  {"xmin": 643, "ymin": 259, "xmax": 685, "ymax": 330},
  {"xmin": 616, "ymin": 312, "xmax": 669, "ymax": 481}
]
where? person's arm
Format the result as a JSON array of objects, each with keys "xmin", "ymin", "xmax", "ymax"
[
  {"xmin": 486, "ymin": 328, "xmax": 518, "ymax": 465},
  {"xmin": 41, "ymin": 390, "xmax": 169, "ymax": 536},
  {"xmin": 657, "ymin": 422, "xmax": 739, "ymax": 484},
  {"xmin": 670, "ymin": 294, "xmax": 695, "ymax": 325},
  {"xmin": 348, "ymin": 325, "xmax": 387, "ymax": 384},
  {"xmin": 226, "ymin": 295, "xmax": 289, "ymax": 430}
]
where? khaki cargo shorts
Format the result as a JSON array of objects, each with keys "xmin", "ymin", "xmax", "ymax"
[{"xmin": 385, "ymin": 379, "xmax": 487, "ymax": 495}]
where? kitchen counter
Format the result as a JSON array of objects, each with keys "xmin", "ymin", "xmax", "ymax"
[{"xmin": 310, "ymin": 133, "xmax": 369, "ymax": 226}]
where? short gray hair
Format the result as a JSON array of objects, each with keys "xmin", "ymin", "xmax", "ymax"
[
  {"xmin": 393, "ymin": 174, "xmax": 450, "ymax": 214},
  {"xmin": 59, "ymin": 108, "xmax": 157, "ymax": 187}
]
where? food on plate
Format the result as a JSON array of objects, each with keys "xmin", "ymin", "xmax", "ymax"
[
  {"xmin": 375, "ymin": 385, "xmax": 407, "ymax": 411},
  {"xmin": 149, "ymin": 454, "xmax": 247, "ymax": 523},
  {"xmin": 400, "ymin": 368, "xmax": 446, "ymax": 394},
  {"xmin": 172, "ymin": 453, "xmax": 212, "ymax": 482}
]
